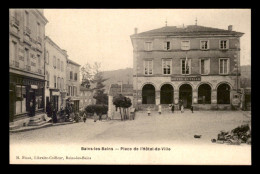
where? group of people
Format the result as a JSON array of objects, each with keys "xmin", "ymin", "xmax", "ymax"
[{"xmin": 147, "ymin": 100, "xmax": 194, "ymax": 116}]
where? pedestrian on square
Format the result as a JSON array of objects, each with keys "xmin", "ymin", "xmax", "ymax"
[
  {"xmin": 181, "ymin": 104, "xmax": 184, "ymax": 113},
  {"xmin": 171, "ymin": 103, "xmax": 175, "ymax": 113},
  {"xmin": 147, "ymin": 106, "xmax": 151, "ymax": 116},
  {"xmin": 158, "ymin": 104, "xmax": 162, "ymax": 115},
  {"xmin": 83, "ymin": 112, "xmax": 87, "ymax": 123},
  {"xmin": 191, "ymin": 105, "xmax": 194, "ymax": 113}
]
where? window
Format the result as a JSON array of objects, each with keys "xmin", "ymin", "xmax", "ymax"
[
  {"xmin": 200, "ymin": 59, "xmax": 210, "ymax": 75},
  {"xmin": 54, "ymin": 75, "xmax": 56, "ymax": 88},
  {"xmin": 200, "ymin": 40, "xmax": 209, "ymax": 50},
  {"xmin": 57, "ymin": 59, "xmax": 60, "ymax": 70},
  {"xmin": 70, "ymin": 71, "xmax": 73, "ymax": 80},
  {"xmin": 144, "ymin": 60, "xmax": 153, "ymax": 75},
  {"xmin": 15, "ymin": 85, "xmax": 27, "ymax": 114},
  {"xmin": 46, "ymin": 51, "xmax": 49, "ymax": 64},
  {"xmin": 219, "ymin": 58, "xmax": 229, "ymax": 74},
  {"xmin": 74, "ymin": 73, "xmax": 77, "ymax": 81},
  {"xmin": 25, "ymin": 48, "xmax": 29, "ymax": 66},
  {"xmin": 61, "ymin": 78, "xmax": 64, "ymax": 90},
  {"xmin": 57, "ymin": 77, "xmax": 60, "ymax": 89},
  {"xmin": 162, "ymin": 59, "xmax": 172, "ymax": 75},
  {"xmin": 11, "ymin": 41, "xmax": 18, "ymax": 61},
  {"xmin": 220, "ymin": 40, "xmax": 229, "ymax": 49},
  {"xmin": 181, "ymin": 58, "xmax": 191, "ymax": 75},
  {"xmin": 61, "ymin": 61, "xmax": 63, "ymax": 72},
  {"xmin": 67, "ymin": 85, "xmax": 69, "ymax": 96},
  {"xmin": 37, "ymin": 22, "xmax": 41, "ymax": 38},
  {"xmin": 181, "ymin": 40, "xmax": 190, "ymax": 50},
  {"xmin": 24, "ymin": 11, "xmax": 29, "ymax": 27},
  {"xmin": 46, "ymin": 71, "xmax": 49, "ymax": 87},
  {"xmin": 74, "ymin": 86, "xmax": 77, "ymax": 96},
  {"xmin": 53, "ymin": 56, "xmax": 56, "ymax": 68},
  {"xmin": 164, "ymin": 41, "xmax": 171, "ymax": 50},
  {"xmin": 37, "ymin": 54, "xmax": 41, "ymax": 66},
  {"xmin": 145, "ymin": 42, "xmax": 152, "ymax": 51}
]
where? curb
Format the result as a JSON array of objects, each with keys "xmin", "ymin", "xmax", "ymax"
[{"xmin": 9, "ymin": 121, "xmax": 74, "ymax": 134}]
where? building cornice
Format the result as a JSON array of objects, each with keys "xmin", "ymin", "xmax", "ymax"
[{"xmin": 45, "ymin": 36, "xmax": 68, "ymax": 58}]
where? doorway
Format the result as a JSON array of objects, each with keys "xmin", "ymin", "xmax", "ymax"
[
  {"xmin": 160, "ymin": 84, "xmax": 174, "ymax": 104},
  {"xmin": 179, "ymin": 84, "xmax": 192, "ymax": 108}
]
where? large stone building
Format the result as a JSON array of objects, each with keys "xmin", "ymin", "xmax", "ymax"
[
  {"xmin": 9, "ymin": 9, "xmax": 48, "ymax": 123},
  {"xmin": 44, "ymin": 36, "xmax": 68, "ymax": 112},
  {"xmin": 66, "ymin": 59, "xmax": 81, "ymax": 112},
  {"xmin": 130, "ymin": 24, "xmax": 244, "ymax": 110}
]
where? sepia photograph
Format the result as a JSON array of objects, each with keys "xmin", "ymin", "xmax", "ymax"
[{"xmin": 9, "ymin": 8, "xmax": 251, "ymax": 165}]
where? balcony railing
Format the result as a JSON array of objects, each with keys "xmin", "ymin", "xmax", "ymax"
[
  {"xmin": 37, "ymin": 36, "xmax": 42, "ymax": 43},
  {"xmin": 26, "ymin": 65, "xmax": 31, "ymax": 71},
  {"xmin": 14, "ymin": 61, "xmax": 19, "ymax": 68},
  {"xmin": 38, "ymin": 69, "xmax": 42, "ymax": 74},
  {"xmin": 24, "ymin": 26, "xmax": 31, "ymax": 35},
  {"xmin": 11, "ymin": 16, "xmax": 20, "ymax": 27}
]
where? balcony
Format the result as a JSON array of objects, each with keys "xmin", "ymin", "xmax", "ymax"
[
  {"xmin": 26, "ymin": 65, "xmax": 31, "ymax": 71},
  {"xmin": 38, "ymin": 69, "xmax": 42, "ymax": 74},
  {"xmin": 11, "ymin": 16, "xmax": 20, "ymax": 28},
  {"xmin": 37, "ymin": 36, "xmax": 42, "ymax": 43},
  {"xmin": 24, "ymin": 26, "xmax": 31, "ymax": 36},
  {"xmin": 14, "ymin": 61, "xmax": 19, "ymax": 68}
]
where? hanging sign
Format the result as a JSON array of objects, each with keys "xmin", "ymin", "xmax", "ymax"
[{"xmin": 31, "ymin": 85, "xmax": 38, "ymax": 89}]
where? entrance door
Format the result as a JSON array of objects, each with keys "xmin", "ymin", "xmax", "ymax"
[
  {"xmin": 179, "ymin": 84, "xmax": 192, "ymax": 108},
  {"xmin": 52, "ymin": 96, "xmax": 59, "ymax": 111}
]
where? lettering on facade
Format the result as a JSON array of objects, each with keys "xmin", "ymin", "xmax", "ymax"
[{"xmin": 171, "ymin": 76, "xmax": 201, "ymax": 81}]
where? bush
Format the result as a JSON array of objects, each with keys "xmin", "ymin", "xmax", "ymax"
[{"xmin": 85, "ymin": 104, "xmax": 108, "ymax": 116}]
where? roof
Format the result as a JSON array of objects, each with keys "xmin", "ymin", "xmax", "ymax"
[
  {"xmin": 108, "ymin": 84, "xmax": 133, "ymax": 96},
  {"xmin": 131, "ymin": 25, "xmax": 244, "ymax": 37},
  {"xmin": 67, "ymin": 58, "xmax": 81, "ymax": 66}
]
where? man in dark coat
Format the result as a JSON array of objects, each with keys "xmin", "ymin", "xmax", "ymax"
[{"xmin": 171, "ymin": 104, "xmax": 175, "ymax": 113}]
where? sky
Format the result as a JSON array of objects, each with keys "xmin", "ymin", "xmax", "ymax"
[{"xmin": 44, "ymin": 9, "xmax": 251, "ymax": 71}]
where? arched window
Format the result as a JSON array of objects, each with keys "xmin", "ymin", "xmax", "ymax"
[{"xmin": 217, "ymin": 83, "xmax": 230, "ymax": 104}]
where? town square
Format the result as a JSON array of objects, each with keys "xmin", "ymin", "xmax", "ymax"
[{"xmin": 9, "ymin": 9, "xmax": 251, "ymax": 165}]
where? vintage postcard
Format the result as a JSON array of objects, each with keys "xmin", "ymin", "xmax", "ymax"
[{"xmin": 9, "ymin": 8, "xmax": 251, "ymax": 165}]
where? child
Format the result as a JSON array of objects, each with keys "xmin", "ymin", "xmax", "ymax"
[
  {"xmin": 190, "ymin": 105, "xmax": 194, "ymax": 113},
  {"xmin": 83, "ymin": 112, "xmax": 87, "ymax": 123},
  {"xmin": 181, "ymin": 104, "xmax": 184, "ymax": 113},
  {"xmin": 158, "ymin": 104, "xmax": 162, "ymax": 115},
  {"xmin": 147, "ymin": 106, "xmax": 151, "ymax": 116}
]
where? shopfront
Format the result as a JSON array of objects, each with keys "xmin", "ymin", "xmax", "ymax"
[{"xmin": 9, "ymin": 73, "xmax": 45, "ymax": 122}]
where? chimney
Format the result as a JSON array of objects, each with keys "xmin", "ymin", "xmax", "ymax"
[
  {"xmin": 228, "ymin": 25, "xmax": 233, "ymax": 31},
  {"xmin": 134, "ymin": 28, "xmax": 138, "ymax": 34}
]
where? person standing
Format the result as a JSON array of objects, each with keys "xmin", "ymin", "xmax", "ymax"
[
  {"xmin": 53, "ymin": 108, "xmax": 57, "ymax": 123},
  {"xmin": 181, "ymin": 104, "xmax": 184, "ymax": 113},
  {"xmin": 191, "ymin": 105, "xmax": 194, "ymax": 113},
  {"xmin": 147, "ymin": 106, "xmax": 151, "ymax": 116},
  {"xmin": 83, "ymin": 112, "xmax": 87, "ymax": 123},
  {"xmin": 171, "ymin": 104, "xmax": 175, "ymax": 114},
  {"xmin": 158, "ymin": 104, "xmax": 162, "ymax": 115}
]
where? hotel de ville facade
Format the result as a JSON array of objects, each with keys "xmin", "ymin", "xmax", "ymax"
[{"xmin": 130, "ymin": 24, "xmax": 244, "ymax": 110}]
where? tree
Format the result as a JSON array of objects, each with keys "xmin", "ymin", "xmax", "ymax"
[
  {"xmin": 92, "ymin": 62, "xmax": 109, "ymax": 105},
  {"xmin": 80, "ymin": 63, "xmax": 93, "ymax": 89},
  {"xmin": 113, "ymin": 94, "xmax": 132, "ymax": 121}
]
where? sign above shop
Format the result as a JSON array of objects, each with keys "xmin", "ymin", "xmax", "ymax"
[
  {"xmin": 31, "ymin": 85, "xmax": 38, "ymax": 89},
  {"xmin": 171, "ymin": 76, "xmax": 201, "ymax": 81},
  {"xmin": 52, "ymin": 91, "xmax": 60, "ymax": 96}
]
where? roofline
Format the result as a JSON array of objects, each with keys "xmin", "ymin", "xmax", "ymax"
[
  {"xmin": 45, "ymin": 36, "xmax": 68, "ymax": 57},
  {"xmin": 67, "ymin": 58, "xmax": 81, "ymax": 66}
]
